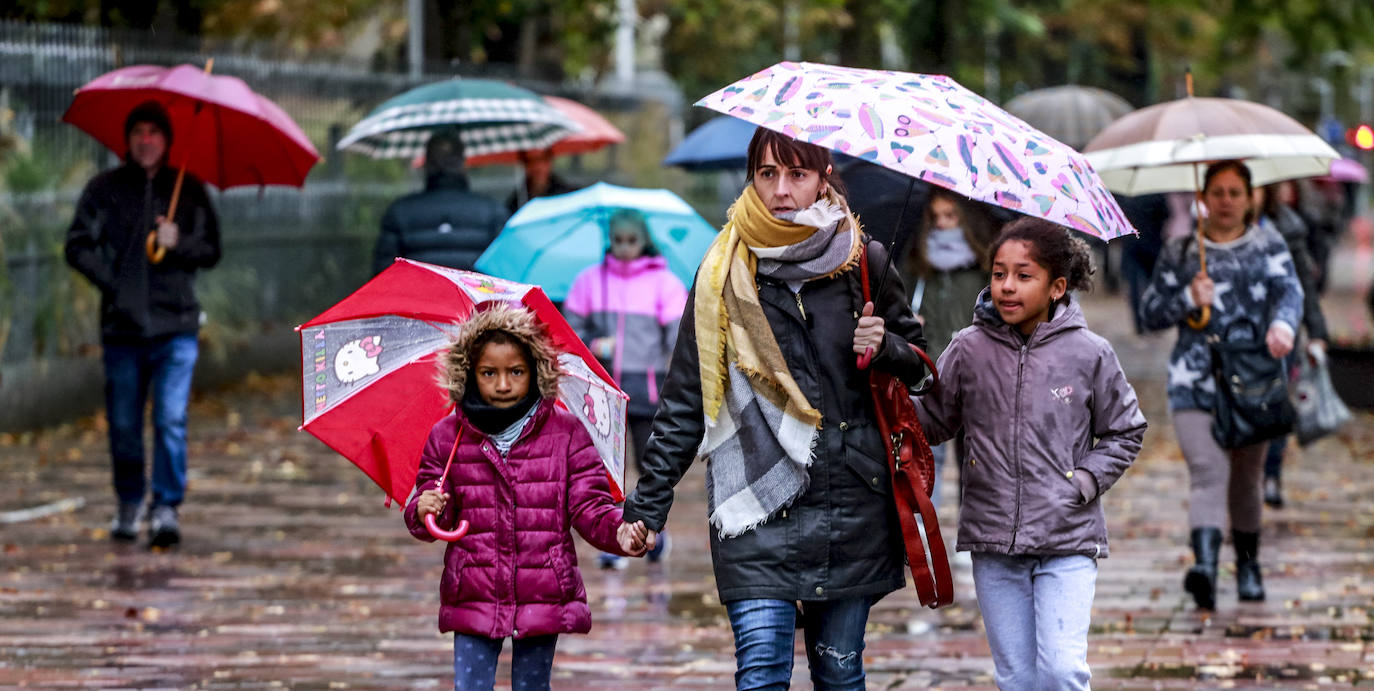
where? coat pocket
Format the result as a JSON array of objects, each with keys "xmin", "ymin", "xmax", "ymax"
[
  {"xmin": 844, "ymin": 442, "xmax": 891, "ymax": 496},
  {"xmin": 439, "ymin": 552, "xmax": 466, "ymax": 606},
  {"xmin": 545, "ymin": 548, "xmax": 580, "ymax": 603}
]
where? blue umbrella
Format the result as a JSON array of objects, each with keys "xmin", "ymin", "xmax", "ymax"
[
  {"xmin": 663, "ymin": 116, "xmax": 756, "ymax": 170},
  {"xmin": 475, "ymin": 182, "xmax": 719, "ymax": 301}
]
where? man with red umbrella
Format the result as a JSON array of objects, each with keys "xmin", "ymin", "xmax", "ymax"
[{"xmin": 64, "ymin": 100, "xmax": 222, "ymax": 548}]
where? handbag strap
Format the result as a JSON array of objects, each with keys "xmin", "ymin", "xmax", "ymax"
[{"xmin": 859, "ymin": 242, "xmax": 953, "ymax": 608}]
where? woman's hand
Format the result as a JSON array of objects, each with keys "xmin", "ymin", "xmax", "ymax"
[
  {"xmin": 1266, "ymin": 325, "xmax": 1294, "ymax": 360},
  {"xmin": 852, "ymin": 301, "xmax": 886, "ymax": 355},
  {"xmin": 1188, "ymin": 271, "xmax": 1214, "ymax": 307},
  {"xmin": 416, "ymin": 488, "xmax": 447, "ymax": 518},
  {"xmin": 617, "ymin": 520, "xmax": 653, "ymax": 556}
]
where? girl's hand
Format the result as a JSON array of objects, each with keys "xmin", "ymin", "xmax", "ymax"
[
  {"xmin": 852, "ymin": 301, "xmax": 886, "ymax": 355},
  {"xmin": 617, "ymin": 520, "xmax": 650, "ymax": 556},
  {"xmin": 1266, "ymin": 325, "xmax": 1294, "ymax": 360},
  {"xmin": 416, "ymin": 488, "xmax": 447, "ymax": 518},
  {"xmin": 1188, "ymin": 272, "xmax": 1214, "ymax": 307}
]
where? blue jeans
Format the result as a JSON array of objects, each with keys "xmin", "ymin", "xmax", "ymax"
[
  {"xmin": 971, "ymin": 553, "xmax": 1097, "ymax": 691},
  {"xmin": 725, "ymin": 597, "xmax": 872, "ymax": 690},
  {"xmin": 452, "ymin": 633, "xmax": 557, "ymax": 691},
  {"xmin": 103, "ymin": 332, "xmax": 199, "ymax": 507}
]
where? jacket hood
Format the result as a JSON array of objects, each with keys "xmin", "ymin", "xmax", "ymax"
[
  {"xmin": 603, "ymin": 254, "xmax": 668, "ymax": 277},
  {"xmin": 972, "ymin": 286, "xmax": 1087, "ymax": 346},
  {"xmin": 439, "ymin": 302, "xmax": 561, "ymax": 403}
]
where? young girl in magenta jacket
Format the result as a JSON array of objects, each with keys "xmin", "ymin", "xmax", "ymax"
[
  {"xmin": 915, "ymin": 218, "xmax": 1147, "ymax": 690},
  {"xmin": 405, "ymin": 302, "xmax": 633, "ymax": 690}
]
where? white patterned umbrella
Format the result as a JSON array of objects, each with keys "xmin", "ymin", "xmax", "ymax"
[{"xmin": 336, "ymin": 78, "xmax": 579, "ymax": 160}]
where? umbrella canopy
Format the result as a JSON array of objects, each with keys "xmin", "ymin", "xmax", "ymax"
[
  {"xmin": 62, "ymin": 63, "xmax": 320, "ymax": 189},
  {"xmin": 336, "ymin": 78, "xmax": 578, "ymax": 160},
  {"xmin": 1083, "ymin": 97, "xmax": 1341, "ymax": 195},
  {"xmin": 662, "ymin": 115, "xmax": 757, "ymax": 170},
  {"xmin": 1319, "ymin": 157, "xmax": 1368, "ymax": 184},
  {"xmin": 465, "ymin": 95, "xmax": 624, "ymax": 166},
  {"xmin": 298, "ymin": 260, "xmax": 628, "ymax": 506},
  {"xmin": 1004, "ymin": 85, "xmax": 1134, "ymax": 151},
  {"xmin": 474, "ymin": 182, "xmax": 718, "ymax": 301},
  {"xmin": 697, "ymin": 61, "xmax": 1135, "ymax": 241}
]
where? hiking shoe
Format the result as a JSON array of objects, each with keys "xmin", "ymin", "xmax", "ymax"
[
  {"xmin": 598, "ymin": 553, "xmax": 628, "ymax": 571},
  {"xmin": 148, "ymin": 505, "xmax": 180, "ymax": 548},
  {"xmin": 647, "ymin": 532, "xmax": 671, "ymax": 563},
  {"xmin": 110, "ymin": 502, "xmax": 143, "ymax": 541}
]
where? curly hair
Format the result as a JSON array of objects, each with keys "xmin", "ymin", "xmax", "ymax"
[{"xmin": 988, "ymin": 217, "xmax": 1095, "ymax": 303}]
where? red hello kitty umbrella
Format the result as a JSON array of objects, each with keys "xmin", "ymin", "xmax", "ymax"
[{"xmin": 296, "ymin": 260, "xmax": 627, "ymax": 540}]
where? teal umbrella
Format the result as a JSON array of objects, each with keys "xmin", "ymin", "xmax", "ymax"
[
  {"xmin": 336, "ymin": 78, "xmax": 577, "ymax": 159},
  {"xmin": 474, "ymin": 182, "xmax": 719, "ymax": 301}
]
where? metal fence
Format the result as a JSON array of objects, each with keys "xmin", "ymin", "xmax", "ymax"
[{"xmin": 0, "ymin": 20, "xmax": 671, "ymax": 431}]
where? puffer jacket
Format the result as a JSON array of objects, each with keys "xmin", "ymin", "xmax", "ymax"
[
  {"xmin": 403, "ymin": 304, "xmax": 625, "ymax": 638},
  {"xmin": 915, "ymin": 290, "xmax": 1146, "ymax": 558},
  {"xmin": 372, "ymin": 172, "xmax": 507, "ymax": 275},
  {"xmin": 64, "ymin": 162, "xmax": 222, "ymax": 343},
  {"xmin": 564, "ymin": 255, "xmax": 688, "ymax": 417},
  {"xmin": 622, "ymin": 239, "xmax": 927, "ymax": 603}
]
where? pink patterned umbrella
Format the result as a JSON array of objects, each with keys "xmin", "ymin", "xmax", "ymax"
[{"xmin": 697, "ymin": 61, "xmax": 1136, "ymax": 241}]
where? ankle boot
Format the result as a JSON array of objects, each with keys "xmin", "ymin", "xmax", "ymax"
[
  {"xmin": 1184, "ymin": 527, "xmax": 1222, "ymax": 610},
  {"xmin": 1233, "ymin": 530, "xmax": 1265, "ymax": 601}
]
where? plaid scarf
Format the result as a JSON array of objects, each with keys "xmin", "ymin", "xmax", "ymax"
[{"xmin": 694, "ymin": 185, "xmax": 862, "ymax": 537}]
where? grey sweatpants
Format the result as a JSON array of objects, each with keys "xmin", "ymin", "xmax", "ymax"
[{"xmin": 1173, "ymin": 409, "xmax": 1268, "ymax": 532}]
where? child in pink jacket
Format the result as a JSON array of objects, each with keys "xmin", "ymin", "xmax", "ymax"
[{"xmin": 405, "ymin": 302, "xmax": 633, "ymax": 690}]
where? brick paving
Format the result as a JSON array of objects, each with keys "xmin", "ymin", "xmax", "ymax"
[{"xmin": 1, "ymin": 232, "xmax": 1371, "ymax": 689}]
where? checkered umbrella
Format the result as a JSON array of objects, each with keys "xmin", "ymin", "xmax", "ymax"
[{"xmin": 336, "ymin": 78, "xmax": 579, "ymax": 159}]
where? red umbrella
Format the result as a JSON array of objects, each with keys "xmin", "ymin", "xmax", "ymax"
[
  {"xmin": 463, "ymin": 95, "xmax": 625, "ymax": 166},
  {"xmin": 62, "ymin": 61, "xmax": 320, "ymax": 261},
  {"xmin": 297, "ymin": 260, "xmax": 628, "ymax": 540}
]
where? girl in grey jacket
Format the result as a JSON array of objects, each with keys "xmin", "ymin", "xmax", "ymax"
[{"xmin": 916, "ymin": 218, "xmax": 1147, "ymax": 691}]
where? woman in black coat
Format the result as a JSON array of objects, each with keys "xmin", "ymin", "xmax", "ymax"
[{"xmin": 618, "ymin": 129, "xmax": 927, "ymax": 689}]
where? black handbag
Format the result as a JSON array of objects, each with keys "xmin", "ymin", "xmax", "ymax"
[{"xmin": 1208, "ymin": 322, "xmax": 1295, "ymax": 449}]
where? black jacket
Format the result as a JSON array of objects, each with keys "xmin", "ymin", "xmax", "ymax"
[
  {"xmin": 65, "ymin": 162, "xmax": 221, "ymax": 343},
  {"xmin": 506, "ymin": 173, "xmax": 580, "ymax": 214},
  {"xmin": 623, "ymin": 239, "xmax": 927, "ymax": 603},
  {"xmin": 372, "ymin": 172, "xmax": 508, "ymax": 275}
]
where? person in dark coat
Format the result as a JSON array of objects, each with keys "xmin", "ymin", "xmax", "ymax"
[
  {"xmin": 371, "ymin": 128, "xmax": 507, "ymax": 275},
  {"xmin": 619, "ymin": 129, "xmax": 927, "ymax": 689},
  {"xmin": 1256, "ymin": 181, "xmax": 1329, "ymax": 508},
  {"xmin": 506, "ymin": 147, "xmax": 580, "ymax": 213},
  {"xmin": 1115, "ymin": 193, "xmax": 1170, "ymax": 334},
  {"xmin": 64, "ymin": 100, "xmax": 222, "ymax": 548}
]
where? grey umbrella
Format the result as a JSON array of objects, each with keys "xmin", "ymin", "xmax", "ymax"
[{"xmin": 1004, "ymin": 85, "xmax": 1133, "ymax": 150}]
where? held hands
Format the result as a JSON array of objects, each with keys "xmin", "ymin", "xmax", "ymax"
[
  {"xmin": 155, "ymin": 215, "xmax": 179, "ymax": 250},
  {"xmin": 1188, "ymin": 272, "xmax": 1214, "ymax": 308},
  {"xmin": 1265, "ymin": 325, "xmax": 1294, "ymax": 360},
  {"xmin": 416, "ymin": 488, "xmax": 448, "ymax": 518},
  {"xmin": 617, "ymin": 520, "xmax": 656, "ymax": 557},
  {"xmin": 852, "ymin": 301, "xmax": 886, "ymax": 355}
]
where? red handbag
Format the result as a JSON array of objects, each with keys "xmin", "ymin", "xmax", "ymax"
[{"xmin": 858, "ymin": 243, "xmax": 954, "ymax": 608}]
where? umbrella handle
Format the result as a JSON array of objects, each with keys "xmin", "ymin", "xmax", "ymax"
[
  {"xmin": 424, "ymin": 424, "xmax": 469, "ymax": 542},
  {"xmin": 146, "ymin": 165, "xmax": 188, "ymax": 264},
  {"xmin": 424, "ymin": 513, "xmax": 470, "ymax": 542},
  {"xmin": 1185, "ymin": 163, "xmax": 1210, "ymax": 330},
  {"xmin": 857, "ymin": 347, "xmax": 873, "ymax": 371}
]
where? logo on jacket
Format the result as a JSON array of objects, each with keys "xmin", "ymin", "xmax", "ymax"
[{"xmin": 1050, "ymin": 385, "xmax": 1074, "ymax": 405}]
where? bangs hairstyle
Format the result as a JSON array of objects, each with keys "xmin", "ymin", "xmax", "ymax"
[
  {"xmin": 745, "ymin": 128, "xmax": 846, "ymax": 197},
  {"xmin": 989, "ymin": 217, "xmax": 1095, "ymax": 303},
  {"xmin": 606, "ymin": 207, "xmax": 659, "ymax": 256}
]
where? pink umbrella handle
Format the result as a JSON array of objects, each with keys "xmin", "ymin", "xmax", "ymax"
[
  {"xmin": 857, "ymin": 347, "xmax": 874, "ymax": 371},
  {"xmin": 424, "ymin": 425, "xmax": 469, "ymax": 542},
  {"xmin": 424, "ymin": 513, "xmax": 470, "ymax": 542}
]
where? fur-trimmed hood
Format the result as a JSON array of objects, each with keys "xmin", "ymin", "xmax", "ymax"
[{"xmin": 439, "ymin": 302, "xmax": 562, "ymax": 403}]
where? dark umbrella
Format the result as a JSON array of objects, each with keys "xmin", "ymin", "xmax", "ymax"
[
  {"xmin": 662, "ymin": 115, "xmax": 756, "ymax": 170},
  {"xmin": 1004, "ymin": 85, "xmax": 1134, "ymax": 150}
]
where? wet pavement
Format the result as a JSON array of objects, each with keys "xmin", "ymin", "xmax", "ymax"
[{"xmin": 2, "ymin": 231, "xmax": 1372, "ymax": 689}]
